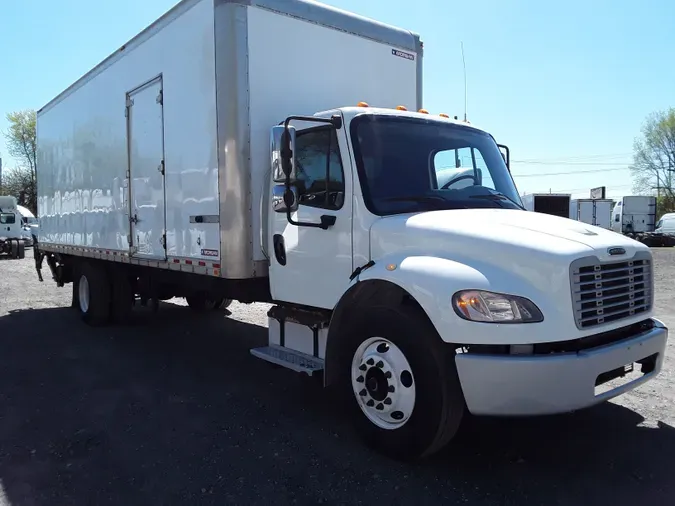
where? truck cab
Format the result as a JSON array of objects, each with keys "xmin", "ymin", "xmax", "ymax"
[
  {"xmin": 260, "ymin": 104, "xmax": 667, "ymax": 460},
  {"xmin": 0, "ymin": 196, "xmax": 27, "ymax": 258}
]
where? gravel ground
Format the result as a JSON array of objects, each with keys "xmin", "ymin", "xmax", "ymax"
[{"xmin": 1, "ymin": 249, "xmax": 675, "ymax": 506}]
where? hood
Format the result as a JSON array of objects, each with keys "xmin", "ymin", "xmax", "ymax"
[{"xmin": 370, "ymin": 208, "xmax": 648, "ymax": 266}]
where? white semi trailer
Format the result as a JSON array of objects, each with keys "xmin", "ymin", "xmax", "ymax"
[
  {"xmin": 569, "ymin": 198, "xmax": 613, "ymax": 229},
  {"xmin": 35, "ymin": 0, "xmax": 668, "ymax": 461}
]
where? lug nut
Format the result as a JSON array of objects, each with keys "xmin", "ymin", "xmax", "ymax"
[
  {"xmin": 384, "ymin": 371, "xmax": 392, "ymax": 379},
  {"xmin": 388, "ymin": 385, "xmax": 395, "ymax": 393},
  {"xmin": 366, "ymin": 399, "xmax": 374, "ymax": 407},
  {"xmin": 356, "ymin": 376, "xmax": 364, "ymax": 383},
  {"xmin": 359, "ymin": 364, "xmax": 367, "ymax": 371},
  {"xmin": 376, "ymin": 360, "xmax": 384, "ymax": 368},
  {"xmin": 384, "ymin": 398, "xmax": 392, "ymax": 405},
  {"xmin": 366, "ymin": 358, "xmax": 374, "ymax": 366},
  {"xmin": 359, "ymin": 389, "xmax": 367, "ymax": 396},
  {"xmin": 376, "ymin": 403, "xmax": 384, "ymax": 410}
]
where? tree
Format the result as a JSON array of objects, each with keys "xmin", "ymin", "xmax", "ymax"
[
  {"xmin": 2, "ymin": 109, "xmax": 37, "ymax": 213},
  {"xmin": 630, "ymin": 108, "xmax": 675, "ymax": 216}
]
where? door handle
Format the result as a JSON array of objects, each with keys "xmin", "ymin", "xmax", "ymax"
[{"xmin": 319, "ymin": 215, "xmax": 336, "ymax": 229}]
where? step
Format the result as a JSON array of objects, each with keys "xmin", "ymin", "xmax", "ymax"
[{"xmin": 250, "ymin": 345, "xmax": 324, "ymax": 376}]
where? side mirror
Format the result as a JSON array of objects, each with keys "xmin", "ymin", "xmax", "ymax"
[
  {"xmin": 272, "ymin": 184, "xmax": 298, "ymax": 213},
  {"xmin": 271, "ymin": 125, "xmax": 297, "ymax": 183}
]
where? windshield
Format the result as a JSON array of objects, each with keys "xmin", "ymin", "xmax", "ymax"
[
  {"xmin": 0, "ymin": 213, "xmax": 16, "ymax": 225},
  {"xmin": 350, "ymin": 115, "xmax": 523, "ymax": 216}
]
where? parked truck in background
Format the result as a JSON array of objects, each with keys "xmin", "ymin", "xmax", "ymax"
[
  {"xmin": 0, "ymin": 196, "xmax": 27, "ymax": 259},
  {"xmin": 521, "ymin": 193, "xmax": 571, "ymax": 218},
  {"xmin": 569, "ymin": 198, "xmax": 613, "ymax": 229},
  {"xmin": 33, "ymin": 0, "xmax": 669, "ymax": 461},
  {"xmin": 611, "ymin": 195, "xmax": 675, "ymax": 246}
]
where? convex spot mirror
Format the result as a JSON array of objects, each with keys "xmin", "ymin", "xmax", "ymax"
[{"xmin": 272, "ymin": 184, "xmax": 299, "ymax": 213}]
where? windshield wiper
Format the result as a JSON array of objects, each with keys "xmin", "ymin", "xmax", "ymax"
[
  {"xmin": 381, "ymin": 195, "xmax": 449, "ymax": 208},
  {"xmin": 469, "ymin": 192, "xmax": 525, "ymax": 210}
]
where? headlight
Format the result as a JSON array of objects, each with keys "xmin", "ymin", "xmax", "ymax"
[{"xmin": 452, "ymin": 290, "xmax": 543, "ymax": 323}]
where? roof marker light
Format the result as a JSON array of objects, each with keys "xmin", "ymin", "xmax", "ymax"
[
  {"xmin": 439, "ymin": 113, "xmax": 450, "ymax": 118},
  {"xmin": 396, "ymin": 105, "xmax": 407, "ymax": 111},
  {"xmin": 418, "ymin": 109, "xmax": 429, "ymax": 114},
  {"xmin": 357, "ymin": 101, "xmax": 370, "ymax": 107}
]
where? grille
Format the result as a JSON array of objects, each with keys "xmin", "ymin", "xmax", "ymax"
[{"xmin": 570, "ymin": 252, "xmax": 653, "ymax": 329}]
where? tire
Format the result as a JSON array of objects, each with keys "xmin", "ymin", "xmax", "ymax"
[
  {"xmin": 10, "ymin": 240, "xmax": 18, "ymax": 259},
  {"xmin": 17, "ymin": 241, "xmax": 25, "ymax": 259},
  {"xmin": 336, "ymin": 303, "xmax": 465, "ymax": 461},
  {"xmin": 185, "ymin": 293, "xmax": 226, "ymax": 312},
  {"xmin": 217, "ymin": 298, "xmax": 233, "ymax": 310},
  {"xmin": 75, "ymin": 262, "xmax": 111, "ymax": 326},
  {"xmin": 110, "ymin": 270, "xmax": 134, "ymax": 324}
]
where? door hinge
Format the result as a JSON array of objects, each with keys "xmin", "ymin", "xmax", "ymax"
[
  {"xmin": 156, "ymin": 90, "xmax": 163, "ymax": 105},
  {"xmin": 160, "ymin": 234, "xmax": 166, "ymax": 249},
  {"xmin": 157, "ymin": 159, "xmax": 165, "ymax": 175}
]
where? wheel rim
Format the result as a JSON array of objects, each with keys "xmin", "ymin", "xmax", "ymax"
[
  {"xmin": 351, "ymin": 337, "xmax": 416, "ymax": 430},
  {"xmin": 78, "ymin": 275, "xmax": 90, "ymax": 313}
]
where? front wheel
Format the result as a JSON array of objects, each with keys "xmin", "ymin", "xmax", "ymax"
[{"xmin": 339, "ymin": 304, "xmax": 465, "ymax": 461}]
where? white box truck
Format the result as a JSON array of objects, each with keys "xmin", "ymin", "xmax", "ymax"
[
  {"xmin": 34, "ymin": 0, "xmax": 668, "ymax": 461},
  {"xmin": 609, "ymin": 196, "xmax": 675, "ymax": 246},
  {"xmin": 569, "ymin": 198, "xmax": 613, "ymax": 229},
  {"xmin": 521, "ymin": 193, "xmax": 571, "ymax": 218},
  {"xmin": 0, "ymin": 195, "xmax": 27, "ymax": 258},
  {"xmin": 611, "ymin": 196, "xmax": 657, "ymax": 235}
]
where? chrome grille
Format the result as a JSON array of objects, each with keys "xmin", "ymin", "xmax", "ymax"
[{"xmin": 570, "ymin": 252, "xmax": 653, "ymax": 329}]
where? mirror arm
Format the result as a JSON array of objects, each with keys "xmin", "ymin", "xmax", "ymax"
[
  {"xmin": 281, "ymin": 114, "xmax": 342, "ymax": 230},
  {"xmin": 497, "ymin": 143, "xmax": 510, "ymax": 171}
]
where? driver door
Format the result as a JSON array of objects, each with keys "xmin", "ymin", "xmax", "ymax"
[{"xmin": 268, "ymin": 124, "xmax": 353, "ymax": 309}]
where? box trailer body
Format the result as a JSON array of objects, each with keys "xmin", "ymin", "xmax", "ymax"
[
  {"xmin": 521, "ymin": 193, "xmax": 571, "ymax": 218},
  {"xmin": 36, "ymin": 0, "xmax": 422, "ymax": 280},
  {"xmin": 569, "ymin": 199, "xmax": 613, "ymax": 229},
  {"xmin": 611, "ymin": 196, "xmax": 657, "ymax": 234},
  {"xmin": 35, "ymin": 0, "xmax": 668, "ymax": 462}
]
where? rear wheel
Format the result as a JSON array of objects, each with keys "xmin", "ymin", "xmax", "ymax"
[
  {"xmin": 186, "ymin": 294, "xmax": 231, "ymax": 312},
  {"xmin": 10, "ymin": 240, "xmax": 18, "ymax": 259},
  {"xmin": 75, "ymin": 262, "xmax": 111, "ymax": 326},
  {"xmin": 217, "ymin": 298, "xmax": 233, "ymax": 310},
  {"xmin": 17, "ymin": 241, "xmax": 25, "ymax": 259},
  {"xmin": 338, "ymin": 303, "xmax": 465, "ymax": 461}
]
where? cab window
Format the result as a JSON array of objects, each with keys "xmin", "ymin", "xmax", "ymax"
[{"xmin": 294, "ymin": 127, "xmax": 345, "ymax": 210}]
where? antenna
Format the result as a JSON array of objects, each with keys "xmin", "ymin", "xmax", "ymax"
[{"xmin": 461, "ymin": 42, "xmax": 467, "ymax": 122}]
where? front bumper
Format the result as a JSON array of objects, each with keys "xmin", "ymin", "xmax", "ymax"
[{"xmin": 455, "ymin": 318, "xmax": 668, "ymax": 416}]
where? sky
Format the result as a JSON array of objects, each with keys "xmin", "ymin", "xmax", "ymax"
[{"xmin": 1, "ymin": 0, "xmax": 673, "ymax": 200}]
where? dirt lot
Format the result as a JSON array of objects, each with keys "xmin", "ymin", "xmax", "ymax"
[{"xmin": 1, "ymin": 249, "xmax": 674, "ymax": 506}]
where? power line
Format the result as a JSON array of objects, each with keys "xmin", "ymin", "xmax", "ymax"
[
  {"xmin": 542, "ymin": 184, "xmax": 633, "ymax": 193},
  {"xmin": 514, "ymin": 161, "xmax": 631, "ymax": 166},
  {"xmin": 513, "ymin": 167, "xmax": 629, "ymax": 177},
  {"xmin": 514, "ymin": 153, "xmax": 632, "ymax": 163}
]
